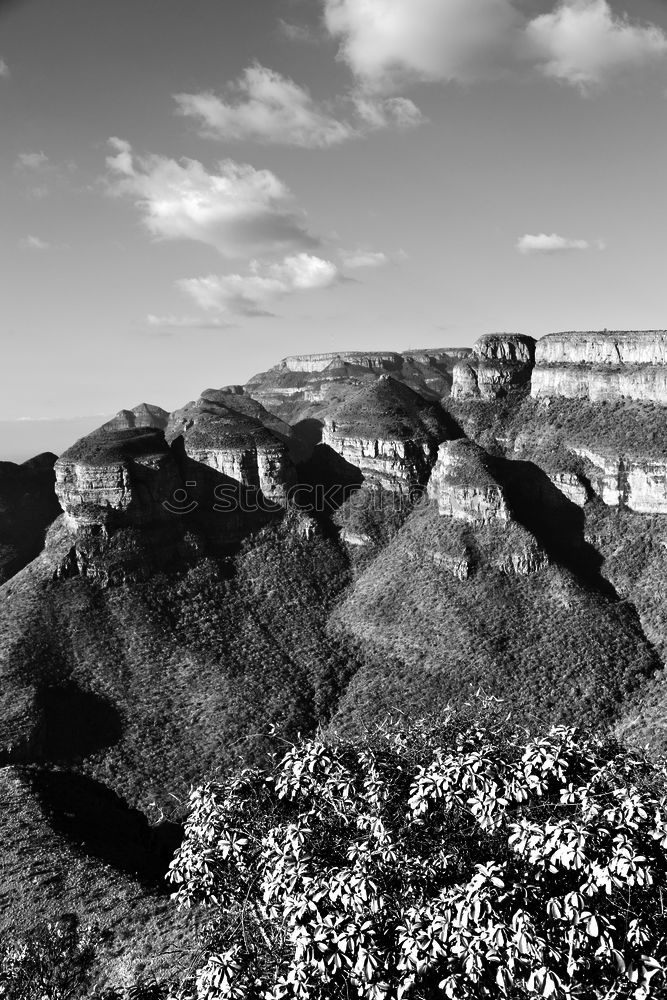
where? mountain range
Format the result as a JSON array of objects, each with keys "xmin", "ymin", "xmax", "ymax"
[{"xmin": 2, "ymin": 329, "xmax": 667, "ymax": 987}]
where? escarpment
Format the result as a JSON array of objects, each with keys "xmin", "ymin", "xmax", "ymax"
[
  {"xmin": 452, "ymin": 334, "xmax": 536, "ymax": 400},
  {"xmin": 245, "ymin": 347, "xmax": 473, "ymax": 429},
  {"xmin": 531, "ymin": 331, "xmax": 667, "ymax": 404}
]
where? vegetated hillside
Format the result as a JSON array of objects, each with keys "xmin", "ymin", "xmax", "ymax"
[
  {"xmin": 331, "ymin": 498, "xmax": 660, "ymax": 735},
  {"xmin": 0, "ymin": 765, "xmax": 195, "ymax": 989},
  {"xmin": 0, "ymin": 514, "xmax": 360, "ymax": 816},
  {"xmin": 448, "ymin": 396, "xmax": 667, "ymax": 468},
  {"xmin": 0, "ymin": 453, "xmax": 61, "ymax": 584},
  {"xmin": 324, "ymin": 374, "xmax": 458, "ymax": 444}
]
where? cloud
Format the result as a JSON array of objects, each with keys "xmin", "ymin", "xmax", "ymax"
[
  {"xmin": 174, "ymin": 64, "xmax": 424, "ymax": 148},
  {"xmin": 105, "ymin": 138, "xmax": 318, "ymax": 258},
  {"xmin": 146, "ymin": 314, "xmax": 233, "ymax": 330},
  {"xmin": 322, "ymin": 0, "xmax": 521, "ymax": 90},
  {"xmin": 179, "ymin": 253, "xmax": 340, "ymax": 315},
  {"xmin": 516, "ymin": 232, "xmax": 605, "ymax": 254},
  {"xmin": 340, "ymin": 249, "xmax": 389, "ymax": 268},
  {"xmin": 0, "ymin": 59, "xmax": 9, "ymax": 79},
  {"xmin": 16, "ymin": 151, "xmax": 49, "ymax": 170},
  {"xmin": 526, "ymin": 0, "xmax": 667, "ymax": 89},
  {"xmin": 322, "ymin": 0, "xmax": 667, "ymax": 92},
  {"xmin": 18, "ymin": 235, "xmax": 50, "ymax": 251},
  {"xmin": 277, "ymin": 19, "xmax": 319, "ymax": 44}
]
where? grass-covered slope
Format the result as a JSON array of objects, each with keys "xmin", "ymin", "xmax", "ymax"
[
  {"xmin": 0, "ymin": 516, "xmax": 359, "ymax": 815},
  {"xmin": 448, "ymin": 396, "xmax": 667, "ymax": 469},
  {"xmin": 331, "ymin": 499, "xmax": 659, "ymax": 734},
  {"xmin": 0, "ymin": 765, "xmax": 194, "ymax": 990}
]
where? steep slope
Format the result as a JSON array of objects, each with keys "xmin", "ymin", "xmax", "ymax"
[
  {"xmin": 0, "ymin": 453, "xmax": 60, "ymax": 584},
  {"xmin": 0, "ymin": 515, "xmax": 358, "ymax": 814},
  {"xmin": 0, "ymin": 764, "xmax": 193, "ymax": 990},
  {"xmin": 331, "ymin": 440, "xmax": 659, "ymax": 734}
]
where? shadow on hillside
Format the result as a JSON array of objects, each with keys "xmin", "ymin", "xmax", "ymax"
[
  {"xmin": 291, "ymin": 418, "xmax": 324, "ymax": 460},
  {"xmin": 297, "ymin": 444, "xmax": 364, "ymax": 517},
  {"xmin": 29, "ymin": 769, "xmax": 182, "ymax": 891},
  {"xmin": 502, "ymin": 459, "xmax": 616, "ymax": 596},
  {"xmin": 36, "ymin": 685, "xmax": 123, "ymax": 761}
]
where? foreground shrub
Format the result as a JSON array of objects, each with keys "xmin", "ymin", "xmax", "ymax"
[
  {"xmin": 169, "ymin": 710, "xmax": 667, "ymax": 1000},
  {"xmin": 0, "ymin": 916, "xmax": 97, "ymax": 999}
]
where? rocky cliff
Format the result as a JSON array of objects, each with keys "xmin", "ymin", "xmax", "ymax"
[
  {"xmin": 53, "ymin": 428, "xmax": 195, "ymax": 583},
  {"xmin": 426, "ymin": 439, "xmax": 510, "ymax": 523},
  {"xmin": 321, "ymin": 375, "xmax": 458, "ymax": 493},
  {"xmin": 531, "ymin": 331, "xmax": 667, "ymax": 403},
  {"xmin": 55, "ymin": 429, "xmax": 181, "ymax": 531},
  {"xmin": 166, "ymin": 387, "xmax": 296, "ymax": 504},
  {"xmin": 452, "ymin": 334, "xmax": 535, "ymax": 400}
]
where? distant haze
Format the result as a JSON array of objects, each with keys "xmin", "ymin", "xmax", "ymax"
[{"xmin": 0, "ymin": 416, "xmax": 112, "ymax": 463}]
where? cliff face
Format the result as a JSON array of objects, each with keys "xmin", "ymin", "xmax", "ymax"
[
  {"xmin": 573, "ymin": 447, "xmax": 667, "ymax": 514},
  {"xmin": 452, "ymin": 334, "xmax": 536, "ymax": 400},
  {"xmin": 321, "ymin": 376, "xmax": 458, "ymax": 493},
  {"xmin": 427, "ymin": 439, "xmax": 510, "ymax": 524},
  {"xmin": 166, "ymin": 388, "xmax": 296, "ymax": 504},
  {"xmin": 55, "ymin": 430, "xmax": 180, "ymax": 531},
  {"xmin": 531, "ymin": 331, "xmax": 667, "ymax": 404},
  {"xmin": 279, "ymin": 351, "xmax": 404, "ymax": 373},
  {"xmin": 53, "ymin": 429, "xmax": 193, "ymax": 584}
]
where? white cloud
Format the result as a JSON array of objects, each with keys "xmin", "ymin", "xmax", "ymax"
[
  {"xmin": 174, "ymin": 64, "xmax": 424, "ymax": 148},
  {"xmin": 105, "ymin": 137, "xmax": 318, "ymax": 258},
  {"xmin": 340, "ymin": 249, "xmax": 389, "ymax": 268},
  {"xmin": 0, "ymin": 59, "xmax": 9, "ymax": 79},
  {"xmin": 526, "ymin": 0, "xmax": 667, "ymax": 89},
  {"xmin": 323, "ymin": 0, "xmax": 521, "ymax": 90},
  {"xmin": 146, "ymin": 314, "xmax": 233, "ymax": 330},
  {"xmin": 19, "ymin": 235, "xmax": 50, "ymax": 251},
  {"xmin": 16, "ymin": 151, "xmax": 49, "ymax": 170},
  {"xmin": 179, "ymin": 253, "xmax": 340, "ymax": 315},
  {"xmin": 322, "ymin": 0, "xmax": 667, "ymax": 92},
  {"xmin": 516, "ymin": 232, "xmax": 605, "ymax": 254}
]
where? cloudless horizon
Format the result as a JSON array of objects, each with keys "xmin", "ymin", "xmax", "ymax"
[{"xmin": 2, "ymin": 0, "xmax": 667, "ymax": 459}]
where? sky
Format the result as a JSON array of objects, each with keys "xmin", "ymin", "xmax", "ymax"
[{"xmin": 2, "ymin": 0, "xmax": 667, "ymax": 458}]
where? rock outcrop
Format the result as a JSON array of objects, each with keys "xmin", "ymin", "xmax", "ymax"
[
  {"xmin": 427, "ymin": 439, "xmax": 510, "ymax": 523},
  {"xmin": 55, "ymin": 429, "xmax": 181, "ymax": 531},
  {"xmin": 53, "ymin": 429, "xmax": 197, "ymax": 584},
  {"xmin": 531, "ymin": 331, "xmax": 667, "ymax": 404},
  {"xmin": 573, "ymin": 447, "xmax": 667, "ymax": 514},
  {"xmin": 321, "ymin": 376, "xmax": 458, "ymax": 493},
  {"xmin": 279, "ymin": 351, "xmax": 404, "ymax": 373},
  {"xmin": 452, "ymin": 334, "xmax": 536, "ymax": 400},
  {"xmin": 166, "ymin": 388, "xmax": 296, "ymax": 505},
  {"xmin": 99, "ymin": 403, "xmax": 169, "ymax": 434}
]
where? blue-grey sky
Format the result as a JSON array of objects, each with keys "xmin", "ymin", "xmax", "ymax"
[{"xmin": 2, "ymin": 0, "xmax": 667, "ymax": 457}]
